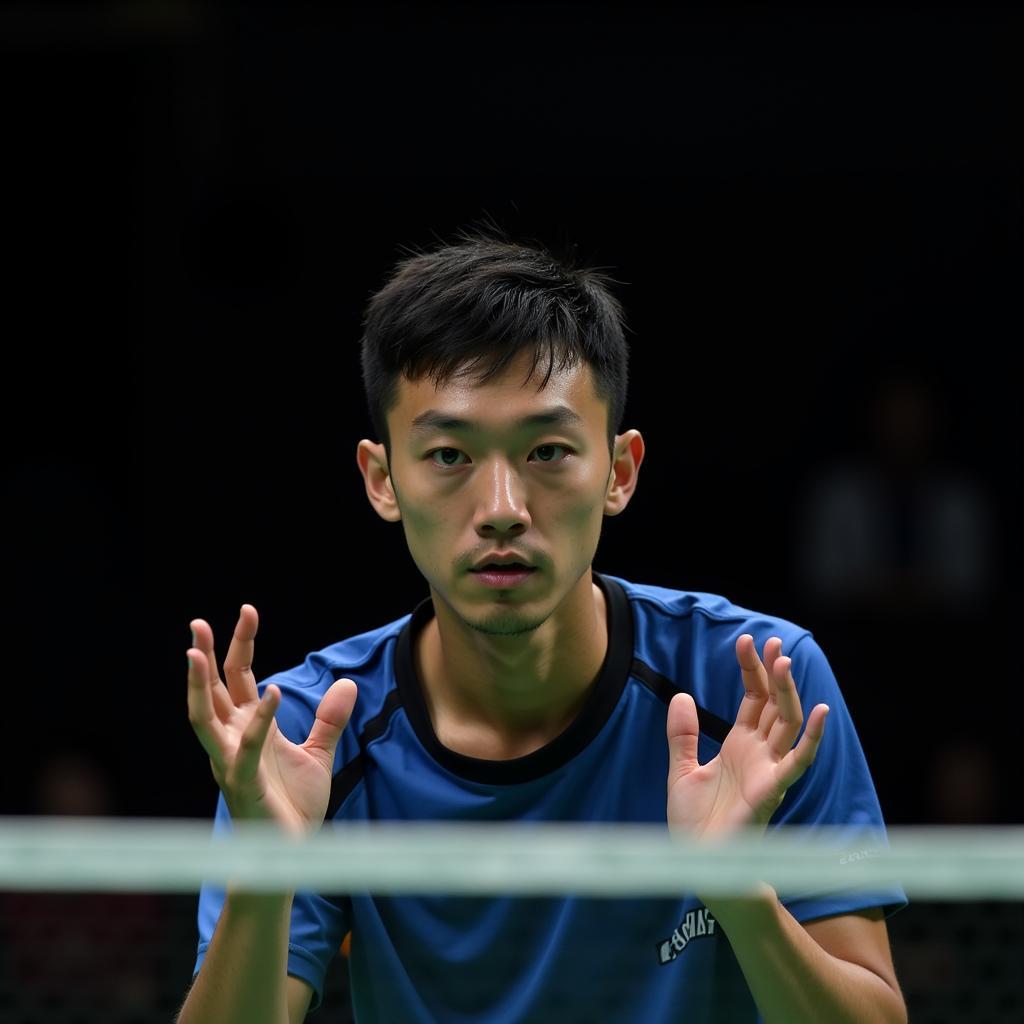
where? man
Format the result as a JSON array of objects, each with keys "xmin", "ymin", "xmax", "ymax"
[{"xmin": 179, "ymin": 228, "xmax": 908, "ymax": 1023}]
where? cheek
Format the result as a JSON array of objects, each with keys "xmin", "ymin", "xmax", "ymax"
[
  {"xmin": 398, "ymin": 498, "xmax": 448, "ymax": 548},
  {"xmin": 565, "ymin": 488, "xmax": 600, "ymax": 521},
  {"xmin": 560, "ymin": 483, "xmax": 610, "ymax": 545},
  {"xmin": 394, "ymin": 489, "xmax": 462, "ymax": 569}
]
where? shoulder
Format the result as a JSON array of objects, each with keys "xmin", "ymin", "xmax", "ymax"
[
  {"xmin": 604, "ymin": 571, "xmax": 814, "ymax": 658},
  {"xmin": 254, "ymin": 609, "xmax": 412, "ymax": 750},
  {"xmin": 601, "ymin": 572, "xmax": 832, "ymax": 718}
]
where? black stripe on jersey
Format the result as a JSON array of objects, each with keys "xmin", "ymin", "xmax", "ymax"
[
  {"xmin": 325, "ymin": 685, "xmax": 404, "ymax": 821},
  {"xmin": 631, "ymin": 658, "xmax": 731, "ymax": 744}
]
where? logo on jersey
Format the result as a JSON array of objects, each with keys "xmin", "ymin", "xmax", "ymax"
[{"xmin": 656, "ymin": 906, "xmax": 718, "ymax": 964}]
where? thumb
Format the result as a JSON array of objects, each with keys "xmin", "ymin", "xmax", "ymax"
[
  {"xmin": 303, "ymin": 678, "xmax": 358, "ymax": 773},
  {"xmin": 667, "ymin": 691, "xmax": 701, "ymax": 782}
]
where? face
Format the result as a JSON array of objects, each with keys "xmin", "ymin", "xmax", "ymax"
[{"xmin": 357, "ymin": 349, "xmax": 644, "ymax": 638}]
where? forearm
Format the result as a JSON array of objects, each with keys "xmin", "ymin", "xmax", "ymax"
[
  {"xmin": 700, "ymin": 887, "xmax": 906, "ymax": 1024},
  {"xmin": 177, "ymin": 887, "xmax": 294, "ymax": 1024}
]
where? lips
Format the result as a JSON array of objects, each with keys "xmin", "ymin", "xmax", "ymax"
[
  {"xmin": 471, "ymin": 565, "xmax": 537, "ymax": 588},
  {"xmin": 470, "ymin": 553, "xmax": 536, "ymax": 571}
]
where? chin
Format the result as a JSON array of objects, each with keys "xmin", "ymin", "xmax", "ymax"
[{"xmin": 466, "ymin": 611, "xmax": 548, "ymax": 638}]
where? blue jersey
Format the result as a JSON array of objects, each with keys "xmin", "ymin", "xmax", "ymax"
[{"xmin": 194, "ymin": 571, "xmax": 907, "ymax": 1021}]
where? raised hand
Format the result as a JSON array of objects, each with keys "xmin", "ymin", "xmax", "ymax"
[
  {"xmin": 666, "ymin": 634, "xmax": 829, "ymax": 841},
  {"xmin": 186, "ymin": 605, "xmax": 357, "ymax": 836}
]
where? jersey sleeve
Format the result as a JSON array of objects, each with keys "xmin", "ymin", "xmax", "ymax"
[
  {"xmin": 768, "ymin": 634, "xmax": 909, "ymax": 924},
  {"xmin": 191, "ymin": 791, "xmax": 350, "ymax": 1012}
]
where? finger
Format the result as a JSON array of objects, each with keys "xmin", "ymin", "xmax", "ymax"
[
  {"xmin": 232, "ymin": 683, "xmax": 281, "ymax": 785},
  {"xmin": 756, "ymin": 637, "xmax": 783, "ymax": 739},
  {"xmin": 189, "ymin": 618, "xmax": 233, "ymax": 723},
  {"xmin": 222, "ymin": 605, "xmax": 261, "ymax": 706},
  {"xmin": 186, "ymin": 649, "xmax": 229, "ymax": 768},
  {"xmin": 734, "ymin": 634, "xmax": 770, "ymax": 730},
  {"xmin": 776, "ymin": 703, "xmax": 830, "ymax": 788},
  {"xmin": 765, "ymin": 655, "xmax": 805, "ymax": 757},
  {"xmin": 666, "ymin": 691, "xmax": 701, "ymax": 782},
  {"xmin": 304, "ymin": 679, "xmax": 359, "ymax": 774}
]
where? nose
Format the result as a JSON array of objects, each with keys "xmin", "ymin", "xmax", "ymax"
[{"xmin": 473, "ymin": 458, "xmax": 531, "ymax": 535}]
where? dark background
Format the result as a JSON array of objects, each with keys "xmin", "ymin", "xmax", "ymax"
[{"xmin": 3, "ymin": 2, "xmax": 1021, "ymax": 833}]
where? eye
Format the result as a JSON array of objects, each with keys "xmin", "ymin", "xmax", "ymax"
[
  {"xmin": 428, "ymin": 447, "xmax": 467, "ymax": 469},
  {"xmin": 426, "ymin": 444, "xmax": 573, "ymax": 469},
  {"xmin": 532, "ymin": 444, "xmax": 572, "ymax": 464}
]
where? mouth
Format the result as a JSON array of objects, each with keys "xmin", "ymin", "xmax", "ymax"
[
  {"xmin": 470, "ymin": 565, "xmax": 537, "ymax": 586},
  {"xmin": 470, "ymin": 564, "xmax": 535, "ymax": 573}
]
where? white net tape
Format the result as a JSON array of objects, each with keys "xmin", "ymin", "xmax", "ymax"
[{"xmin": 1, "ymin": 819, "xmax": 1022, "ymax": 898}]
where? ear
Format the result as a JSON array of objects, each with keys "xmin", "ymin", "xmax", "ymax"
[
  {"xmin": 356, "ymin": 439, "xmax": 402, "ymax": 522},
  {"xmin": 605, "ymin": 430, "xmax": 645, "ymax": 517}
]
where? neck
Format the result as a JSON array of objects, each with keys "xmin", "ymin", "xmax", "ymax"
[{"xmin": 414, "ymin": 572, "xmax": 609, "ymax": 754}]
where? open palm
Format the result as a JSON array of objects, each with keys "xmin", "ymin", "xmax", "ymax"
[
  {"xmin": 666, "ymin": 634, "xmax": 829, "ymax": 841},
  {"xmin": 187, "ymin": 605, "xmax": 357, "ymax": 836}
]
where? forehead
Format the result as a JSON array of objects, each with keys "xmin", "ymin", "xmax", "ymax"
[{"xmin": 391, "ymin": 351, "xmax": 604, "ymax": 439}]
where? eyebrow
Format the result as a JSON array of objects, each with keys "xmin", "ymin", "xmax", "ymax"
[{"xmin": 409, "ymin": 404, "xmax": 585, "ymax": 437}]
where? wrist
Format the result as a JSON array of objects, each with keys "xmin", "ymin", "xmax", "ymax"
[
  {"xmin": 698, "ymin": 882, "xmax": 777, "ymax": 928},
  {"xmin": 225, "ymin": 885, "xmax": 296, "ymax": 912}
]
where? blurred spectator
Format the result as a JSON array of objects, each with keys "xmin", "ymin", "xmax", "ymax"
[
  {"xmin": 32, "ymin": 752, "xmax": 114, "ymax": 817},
  {"xmin": 0, "ymin": 754, "xmax": 164, "ymax": 1022},
  {"xmin": 795, "ymin": 372, "xmax": 996, "ymax": 618},
  {"xmin": 925, "ymin": 741, "xmax": 999, "ymax": 825}
]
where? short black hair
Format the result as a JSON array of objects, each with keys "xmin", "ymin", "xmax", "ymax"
[{"xmin": 359, "ymin": 223, "xmax": 631, "ymax": 465}]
